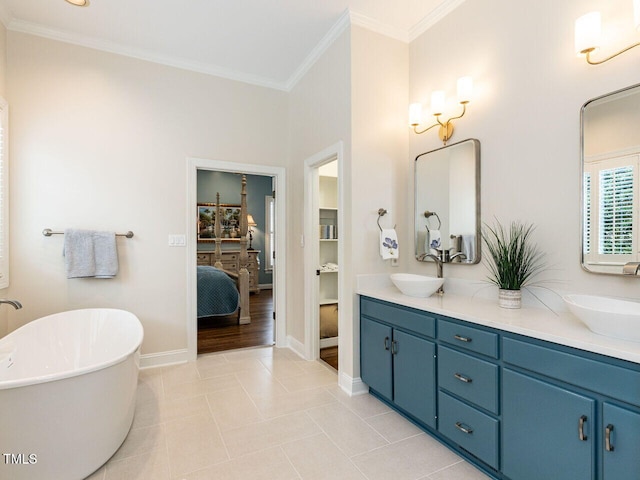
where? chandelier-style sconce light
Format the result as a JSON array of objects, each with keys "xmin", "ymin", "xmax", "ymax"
[
  {"xmin": 575, "ymin": 0, "xmax": 640, "ymax": 64},
  {"xmin": 409, "ymin": 76, "xmax": 472, "ymax": 145}
]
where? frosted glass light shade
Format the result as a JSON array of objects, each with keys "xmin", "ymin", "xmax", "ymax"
[
  {"xmin": 65, "ymin": 0, "xmax": 89, "ymax": 5},
  {"xmin": 431, "ymin": 91, "xmax": 445, "ymax": 116},
  {"xmin": 409, "ymin": 103, "xmax": 422, "ymax": 126},
  {"xmin": 575, "ymin": 12, "xmax": 601, "ymax": 54},
  {"xmin": 457, "ymin": 76, "xmax": 473, "ymax": 104}
]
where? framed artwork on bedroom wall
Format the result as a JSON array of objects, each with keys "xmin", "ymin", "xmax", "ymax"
[{"xmin": 197, "ymin": 203, "xmax": 242, "ymax": 242}]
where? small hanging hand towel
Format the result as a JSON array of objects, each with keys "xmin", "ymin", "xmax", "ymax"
[
  {"xmin": 380, "ymin": 229, "xmax": 399, "ymax": 259},
  {"xmin": 428, "ymin": 229, "xmax": 442, "ymax": 255}
]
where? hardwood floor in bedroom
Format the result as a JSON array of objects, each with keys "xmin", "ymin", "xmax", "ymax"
[{"xmin": 198, "ymin": 288, "xmax": 274, "ymax": 354}]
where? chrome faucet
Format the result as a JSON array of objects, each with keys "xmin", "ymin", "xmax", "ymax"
[
  {"xmin": 0, "ymin": 300, "xmax": 22, "ymax": 309},
  {"xmin": 623, "ymin": 262, "xmax": 640, "ymax": 275},
  {"xmin": 419, "ymin": 249, "xmax": 468, "ymax": 295}
]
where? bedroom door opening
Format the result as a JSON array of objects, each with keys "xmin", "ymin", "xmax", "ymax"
[{"xmin": 195, "ymin": 168, "xmax": 277, "ymax": 355}]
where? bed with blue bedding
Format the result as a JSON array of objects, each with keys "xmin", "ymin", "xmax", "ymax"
[{"xmin": 197, "ymin": 266, "xmax": 240, "ymax": 317}]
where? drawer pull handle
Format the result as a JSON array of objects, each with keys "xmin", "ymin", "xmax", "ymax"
[
  {"xmin": 578, "ymin": 415, "xmax": 588, "ymax": 441},
  {"xmin": 605, "ymin": 424, "xmax": 615, "ymax": 452},
  {"xmin": 455, "ymin": 422, "xmax": 473, "ymax": 435},
  {"xmin": 391, "ymin": 340, "xmax": 398, "ymax": 355},
  {"xmin": 454, "ymin": 334, "xmax": 472, "ymax": 343},
  {"xmin": 384, "ymin": 337, "xmax": 390, "ymax": 351},
  {"xmin": 454, "ymin": 373, "xmax": 473, "ymax": 383}
]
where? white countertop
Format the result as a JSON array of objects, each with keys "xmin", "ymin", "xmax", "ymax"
[{"xmin": 357, "ymin": 275, "xmax": 640, "ymax": 365}]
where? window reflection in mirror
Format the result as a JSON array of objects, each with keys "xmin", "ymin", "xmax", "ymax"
[
  {"xmin": 582, "ymin": 84, "xmax": 640, "ymax": 275},
  {"xmin": 414, "ymin": 138, "xmax": 481, "ymax": 264}
]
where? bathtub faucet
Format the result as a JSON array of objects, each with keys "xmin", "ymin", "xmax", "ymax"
[{"xmin": 0, "ymin": 299, "xmax": 22, "ymax": 309}]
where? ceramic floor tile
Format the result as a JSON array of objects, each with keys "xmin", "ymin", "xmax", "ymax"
[
  {"xmin": 277, "ymin": 367, "xmax": 338, "ymax": 392},
  {"xmin": 306, "ymin": 402, "xmax": 389, "ymax": 457},
  {"xmin": 161, "ymin": 362, "xmax": 202, "ymax": 390},
  {"xmin": 165, "ymin": 413, "xmax": 229, "ymax": 477},
  {"xmin": 234, "ymin": 364, "xmax": 289, "ymax": 398},
  {"xmin": 198, "ymin": 357, "xmax": 265, "ymax": 380},
  {"xmin": 425, "ymin": 460, "xmax": 493, "ymax": 480},
  {"xmin": 206, "ymin": 386, "xmax": 265, "ymax": 431},
  {"xmin": 104, "ymin": 448, "xmax": 171, "ymax": 480},
  {"xmin": 351, "ymin": 434, "xmax": 462, "ymax": 480},
  {"xmin": 221, "ymin": 411, "xmax": 321, "ymax": 458},
  {"xmin": 110, "ymin": 424, "xmax": 167, "ymax": 462},
  {"xmin": 365, "ymin": 411, "xmax": 423, "ymax": 443},
  {"xmin": 326, "ymin": 386, "xmax": 392, "ymax": 419},
  {"xmin": 281, "ymin": 433, "xmax": 367, "ymax": 480},
  {"xmin": 178, "ymin": 446, "xmax": 300, "ymax": 480},
  {"xmin": 258, "ymin": 356, "xmax": 308, "ymax": 379},
  {"xmin": 163, "ymin": 373, "xmax": 240, "ymax": 401},
  {"xmin": 253, "ymin": 385, "xmax": 337, "ymax": 419}
]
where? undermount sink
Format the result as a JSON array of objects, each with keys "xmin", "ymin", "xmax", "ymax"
[
  {"xmin": 390, "ymin": 273, "xmax": 443, "ymax": 298},
  {"xmin": 563, "ymin": 294, "xmax": 640, "ymax": 342}
]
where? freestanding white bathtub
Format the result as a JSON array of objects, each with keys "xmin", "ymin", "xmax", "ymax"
[{"xmin": 0, "ymin": 308, "xmax": 143, "ymax": 480}]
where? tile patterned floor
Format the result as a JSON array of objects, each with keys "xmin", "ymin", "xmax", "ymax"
[{"xmin": 87, "ymin": 347, "xmax": 492, "ymax": 480}]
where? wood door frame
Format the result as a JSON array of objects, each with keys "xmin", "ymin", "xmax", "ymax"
[{"xmin": 186, "ymin": 157, "xmax": 287, "ymax": 361}]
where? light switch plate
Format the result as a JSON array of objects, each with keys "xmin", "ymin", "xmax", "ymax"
[{"xmin": 168, "ymin": 234, "xmax": 186, "ymax": 247}]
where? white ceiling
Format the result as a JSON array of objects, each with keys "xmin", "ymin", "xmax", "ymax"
[{"xmin": 0, "ymin": 0, "xmax": 463, "ymax": 91}]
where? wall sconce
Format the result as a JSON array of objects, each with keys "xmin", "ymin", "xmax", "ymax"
[
  {"xmin": 575, "ymin": 1, "xmax": 640, "ymax": 64},
  {"xmin": 409, "ymin": 76, "xmax": 472, "ymax": 144},
  {"xmin": 246, "ymin": 214, "xmax": 257, "ymax": 250},
  {"xmin": 65, "ymin": 0, "xmax": 89, "ymax": 6}
]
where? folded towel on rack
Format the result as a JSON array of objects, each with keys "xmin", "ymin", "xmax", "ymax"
[
  {"xmin": 380, "ymin": 228, "xmax": 399, "ymax": 260},
  {"xmin": 63, "ymin": 229, "xmax": 119, "ymax": 279},
  {"xmin": 428, "ymin": 229, "xmax": 442, "ymax": 255},
  {"xmin": 460, "ymin": 234, "xmax": 476, "ymax": 263}
]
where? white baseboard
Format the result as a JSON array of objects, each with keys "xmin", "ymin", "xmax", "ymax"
[
  {"xmin": 286, "ymin": 335, "xmax": 307, "ymax": 359},
  {"xmin": 339, "ymin": 373, "xmax": 369, "ymax": 396},
  {"xmin": 140, "ymin": 349, "xmax": 189, "ymax": 369}
]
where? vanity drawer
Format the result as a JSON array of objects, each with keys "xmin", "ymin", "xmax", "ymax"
[
  {"xmin": 503, "ymin": 337, "xmax": 640, "ymax": 408},
  {"xmin": 438, "ymin": 391, "xmax": 499, "ymax": 469},
  {"xmin": 438, "ymin": 320, "xmax": 498, "ymax": 359},
  {"xmin": 438, "ymin": 346, "xmax": 499, "ymax": 414},
  {"xmin": 360, "ymin": 297, "xmax": 435, "ymax": 338}
]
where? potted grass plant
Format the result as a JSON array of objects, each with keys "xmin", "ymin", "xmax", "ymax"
[{"xmin": 482, "ymin": 220, "xmax": 546, "ymax": 309}]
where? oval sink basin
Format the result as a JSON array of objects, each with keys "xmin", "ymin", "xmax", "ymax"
[
  {"xmin": 563, "ymin": 294, "xmax": 640, "ymax": 342},
  {"xmin": 390, "ymin": 273, "xmax": 443, "ymax": 298}
]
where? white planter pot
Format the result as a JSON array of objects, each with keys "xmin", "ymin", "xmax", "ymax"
[{"xmin": 499, "ymin": 289, "xmax": 522, "ymax": 309}]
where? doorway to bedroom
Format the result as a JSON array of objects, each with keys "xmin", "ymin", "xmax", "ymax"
[{"xmin": 195, "ymin": 169, "xmax": 277, "ymax": 355}]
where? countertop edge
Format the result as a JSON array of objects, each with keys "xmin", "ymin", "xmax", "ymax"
[{"xmin": 357, "ymin": 287, "xmax": 640, "ymax": 365}]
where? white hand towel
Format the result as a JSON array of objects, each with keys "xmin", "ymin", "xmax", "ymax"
[
  {"xmin": 380, "ymin": 229, "xmax": 399, "ymax": 259},
  {"xmin": 461, "ymin": 234, "xmax": 475, "ymax": 263},
  {"xmin": 64, "ymin": 229, "xmax": 119, "ymax": 279},
  {"xmin": 428, "ymin": 229, "xmax": 442, "ymax": 255}
]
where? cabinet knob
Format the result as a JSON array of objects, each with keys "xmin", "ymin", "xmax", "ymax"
[
  {"xmin": 605, "ymin": 424, "xmax": 615, "ymax": 452},
  {"xmin": 578, "ymin": 415, "xmax": 588, "ymax": 441}
]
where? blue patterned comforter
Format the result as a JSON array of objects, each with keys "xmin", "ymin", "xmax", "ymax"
[{"xmin": 197, "ymin": 266, "xmax": 240, "ymax": 317}]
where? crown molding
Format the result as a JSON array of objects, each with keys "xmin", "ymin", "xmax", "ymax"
[
  {"xmin": 408, "ymin": 0, "xmax": 466, "ymax": 42},
  {"xmin": 8, "ymin": 18, "xmax": 289, "ymax": 91},
  {"xmin": 349, "ymin": 10, "xmax": 409, "ymax": 43},
  {"xmin": 284, "ymin": 8, "xmax": 351, "ymax": 91}
]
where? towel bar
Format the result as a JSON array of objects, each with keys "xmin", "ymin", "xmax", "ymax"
[{"xmin": 42, "ymin": 228, "xmax": 134, "ymax": 239}]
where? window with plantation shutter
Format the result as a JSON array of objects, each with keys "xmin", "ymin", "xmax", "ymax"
[
  {"xmin": 583, "ymin": 153, "xmax": 639, "ymax": 269},
  {"xmin": 0, "ymin": 98, "xmax": 8, "ymax": 289}
]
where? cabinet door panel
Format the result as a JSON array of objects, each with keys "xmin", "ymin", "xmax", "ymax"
[
  {"xmin": 502, "ymin": 369, "xmax": 595, "ymax": 480},
  {"xmin": 360, "ymin": 317, "xmax": 392, "ymax": 400},
  {"xmin": 603, "ymin": 403, "xmax": 640, "ymax": 479},
  {"xmin": 393, "ymin": 330, "xmax": 436, "ymax": 429}
]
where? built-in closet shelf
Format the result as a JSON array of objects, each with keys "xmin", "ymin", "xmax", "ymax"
[
  {"xmin": 319, "ymin": 270, "xmax": 338, "ymax": 274},
  {"xmin": 320, "ymin": 239, "xmax": 338, "ymax": 242},
  {"xmin": 320, "ymin": 299, "xmax": 338, "ymax": 305}
]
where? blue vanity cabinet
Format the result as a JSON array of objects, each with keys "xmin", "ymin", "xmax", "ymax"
[
  {"xmin": 503, "ymin": 336, "xmax": 640, "ymax": 480},
  {"xmin": 502, "ymin": 368, "xmax": 596, "ymax": 480},
  {"xmin": 360, "ymin": 297, "xmax": 437, "ymax": 429}
]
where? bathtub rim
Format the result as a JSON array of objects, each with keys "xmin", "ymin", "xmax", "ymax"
[{"xmin": 0, "ymin": 308, "xmax": 143, "ymax": 390}]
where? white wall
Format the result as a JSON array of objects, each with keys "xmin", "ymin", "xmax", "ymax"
[
  {"xmin": 5, "ymin": 32, "xmax": 288, "ymax": 356},
  {"xmin": 0, "ymin": 21, "xmax": 7, "ymax": 337},
  {"xmin": 408, "ymin": 0, "xmax": 640, "ymax": 301}
]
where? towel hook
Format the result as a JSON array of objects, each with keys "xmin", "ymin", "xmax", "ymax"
[
  {"xmin": 377, "ymin": 208, "xmax": 396, "ymax": 232},
  {"xmin": 424, "ymin": 210, "xmax": 441, "ymax": 232}
]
